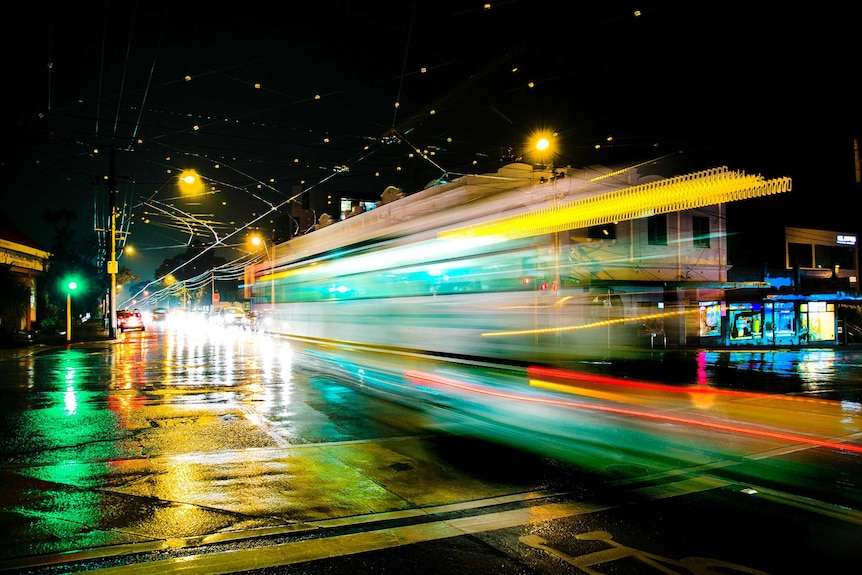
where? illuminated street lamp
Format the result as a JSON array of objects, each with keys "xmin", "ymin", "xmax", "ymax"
[
  {"xmin": 163, "ymin": 274, "xmax": 177, "ymax": 307},
  {"xmin": 527, "ymin": 129, "xmax": 557, "ymax": 168},
  {"xmin": 66, "ymin": 280, "xmax": 78, "ymax": 342},
  {"xmin": 178, "ymin": 169, "xmax": 204, "ymax": 196},
  {"xmin": 250, "ymin": 234, "xmax": 275, "ymax": 309},
  {"xmin": 536, "ymin": 136, "xmax": 551, "ymax": 153}
]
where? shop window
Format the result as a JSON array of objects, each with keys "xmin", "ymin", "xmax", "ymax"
[
  {"xmin": 698, "ymin": 301, "xmax": 721, "ymax": 337},
  {"xmin": 803, "ymin": 301, "xmax": 836, "ymax": 341},
  {"xmin": 692, "ymin": 216, "xmax": 710, "ymax": 248},
  {"xmin": 647, "ymin": 215, "xmax": 667, "ymax": 246},
  {"xmin": 729, "ymin": 303, "xmax": 763, "ymax": 340}
]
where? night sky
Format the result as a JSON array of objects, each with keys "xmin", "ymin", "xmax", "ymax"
[{"xmin": 2, "ymin": 1, "xmax": 860, "ymax": 281}]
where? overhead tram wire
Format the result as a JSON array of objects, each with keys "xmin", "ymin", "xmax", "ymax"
[
  {"xmin": 133, "ymin": 3, "xmax": 469, "ymax": 226},
  {"xmin": 125, "ymin": 1, "xmax": 482, "ymax": 289},
  {"xmin": 115, "ymin": 6, "xmax": 171, "ymax": 255},
  {"xmin": 167, "ymin": 152, "xmax": 282, "ymax": 212},
  {"xmin": 124, "ymin": 244, "xmax": 260, "ymax": 309},
  {"xmin": 90, "ymin": 3, "xmax": 146, "ymax": 286},
  {"xmin": 389, "ymin": 0, "xmax": 417, "ymax": 132},
  {"xmin": 124, "ymin": 5, "xmax": 167, "ymax": 153}
]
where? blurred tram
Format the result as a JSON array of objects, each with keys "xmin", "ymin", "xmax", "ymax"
[
  {"xmin": 246, "ymin": 161, "xmax": 791, "ymax": 365},
  {"xmin": 239, "ymin": 163, "xmax": 862, "ymax": 476}
]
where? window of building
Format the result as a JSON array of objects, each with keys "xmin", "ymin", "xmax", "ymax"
[
  {"xmin": 339, "ymin": 197, "xmax": 376, "ymax": 220},
  {"xmin": 647, "ymin": 215, "xmax": 667, "ymax": 245},
  {"xmin": 814, "ymin": 244, "xmax": 854, "ymax": 270},
  {"xmin": 587, "ymin": 223, "xmax": 616, "ymax": 240},
  {"xmin": 692, "ymin": 216, "xmax": 710, "ymax": 248},
  {"xmin": 788, "ymin": 242, "xmax": 813, "ymax": 269}
]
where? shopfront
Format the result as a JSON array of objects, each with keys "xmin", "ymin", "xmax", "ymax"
[
  {"xmin": 728, "ymin": 302, "xmax": 764, "ymax": 345},
  {"xmin": 800, "ymin": 300, "xmax": 836, "ymax": 344},
  {"xmin": 764, "ymin": 300, "xmax": 798, "ymax": 346},
  {"xmin": 697, "ymin": 296, "xmax": 843, "ymax": 348}
]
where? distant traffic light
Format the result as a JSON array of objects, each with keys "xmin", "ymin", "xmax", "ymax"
[
  {"xmin": 65, "ymin": 278, "xmax": 78, "ymax": 342},
  {"xmin": 60, "ymin": 275, "xmax": 82, "ymax": 293}
]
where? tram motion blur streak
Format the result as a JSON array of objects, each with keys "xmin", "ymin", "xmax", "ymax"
[
  {"xmin": 245, "ymin": 161, "xmax": 804, "ymax": 466},
  {"xmin": 404, "ymin": 369, "xmax": 862, "ymax": 455},
  {"xmin": 247, "ymin": 162, "xmax": 793, "ymax": 367},
  {"xmin": 528, "ymin": 365, "xmax": 846, "ymax": 404}
]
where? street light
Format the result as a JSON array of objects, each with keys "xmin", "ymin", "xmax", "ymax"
[
  {"xmin": 163, "ymin": 274, "xmax": 178, "ymax": 308},
  {"xmin": 527, "ymin": 129, "xmax": 557, "ymax": 168},
  {"xmin": 66, "ymin": 280, "xmax": 78, "ymax": 342},
  {"xmin": 250, "ymin": 234, "xmax": 275, "ymax": 309},
  {"xmin": 178, "ymin": 169, "xmax": 204, "ymax": 196}
]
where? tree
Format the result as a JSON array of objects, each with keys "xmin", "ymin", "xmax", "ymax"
[
  {"xmin": 116, "ymin": 266, "xmax": 139, "ymax": 290},
  {"xmin": 39, "ymin": 209, "xmax": 104, "ymax": 322},
  {"xmin": 155, "ymin": 247, "xmax": 227, "ymax": 282},
  {"xmin": 41, "ymin": 208, "xmax": 79, "ymax": 258},
  {"xmin": 155, "ymin": 246, "xmax": 230, "ymax": 307}
]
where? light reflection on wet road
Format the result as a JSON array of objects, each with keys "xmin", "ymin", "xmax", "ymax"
[{"xmin": 0, "ymin": 321, "xmax": 860, "ymax": 574}]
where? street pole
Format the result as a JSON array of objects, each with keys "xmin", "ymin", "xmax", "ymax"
[
  {"xmin": 66, "ymin": 281, "xmax": 77, "ymax": 342},
  {"xmin": 66, "ymin": 291, "xmax": 72, "ymax": 342},
  {"xmin": 107, "ymin": 144, "xmax": 118, "ymax": 339},
  {"xmin": 110, "ymin": 210, "xmax": 117, "ymax": 335}
]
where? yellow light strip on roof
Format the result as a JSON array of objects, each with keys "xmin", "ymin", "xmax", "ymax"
[
  {"xmin": 439, "ymin": 167, "xmax": 791, "ymax": 241},
  {"xmin": 482, "ymin": 309, "xmax": 690, "ymax": 337}
]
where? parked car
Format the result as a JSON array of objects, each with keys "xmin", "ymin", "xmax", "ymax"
[
  {"xmin": 117, "ymin": 309, "xmax": 145, "ymax": 332},
  {"xmin": 12, "ymin": 330, "xmax": 34, "ymax": 345}
]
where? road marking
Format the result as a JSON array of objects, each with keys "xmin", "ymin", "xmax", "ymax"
[
  {"xmin": 521, "ymin": 531, "xmax": 771, "ymax": 574},
  {"xmin": 81, "ymin": 477, "xmax": 728, "ymax": 574}
]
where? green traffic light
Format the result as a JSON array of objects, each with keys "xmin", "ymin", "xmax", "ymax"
[{"xmin": 68, "ymin": 281, "xmax": 78, "ymax": 291}]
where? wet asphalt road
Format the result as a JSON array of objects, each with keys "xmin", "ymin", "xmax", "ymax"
[{"xmin": 0, "ymin": 321, "xmax": 860, "ymax": 574}]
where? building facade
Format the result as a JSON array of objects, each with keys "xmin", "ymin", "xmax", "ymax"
[
  {"xmin": 0, "ymin": 214, "xmax": 51, "ymax": 332},
  {"xmin": 696, "ymin": 227, "xmax": 861, "ymax": 348}
]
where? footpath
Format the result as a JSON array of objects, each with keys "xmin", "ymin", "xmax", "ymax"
[{"xmin": 0, "ymin": 320, "xmax": 116, "ymax": 360}]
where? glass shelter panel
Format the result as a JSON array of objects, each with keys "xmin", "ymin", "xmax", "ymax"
[
  {"xmin": 773, "ymin": 302, "xmax": 796, "ymax": 335},
  {"xmin": 698, "ymin": 301, "xmax": 721, "ymax": 337},
  {"xmin": 728, "ymin": 303, "xmax": 763, "ymax": 342}
]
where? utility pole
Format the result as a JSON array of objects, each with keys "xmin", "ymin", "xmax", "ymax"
[
  {"xmin": 106, "ymin": 143, "xmax": 118, "ymax": 339},
  {"xmin": 212, "ymin": 269, "xmax": 217, "ymax": 310}
]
